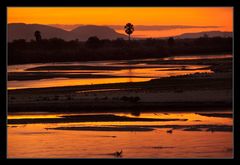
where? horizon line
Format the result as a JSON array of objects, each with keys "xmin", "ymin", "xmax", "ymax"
[{"xmin": 8, "ymin": 22, "xmax": 233, "ymax": 33}]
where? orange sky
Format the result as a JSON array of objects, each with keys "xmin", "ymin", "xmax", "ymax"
[{"xmin": 8, "ymin": 7, "xmax": 233, "ymax": 38}]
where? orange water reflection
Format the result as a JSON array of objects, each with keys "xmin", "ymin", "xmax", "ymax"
[
  {"xmin": 8, "ymin": 54, "xmax": 230, "ymax": 90},
  {"xmin": 162, "ymin": 54, "xmax": 232, "ymax": 61},
  {"xmin": 7, "ymin": 67, "xmax": 212, "ymax": 90},
  {"xmin": 8, "ymin": 112, "xmax": 233, "ymax": 158},
  {"xmin": 8, "ymin": 112, "xmax": 232, "ymax": 126},
  {"xmin": 8, "ymin": 77, "xmax": 152, "ymax": 90}
]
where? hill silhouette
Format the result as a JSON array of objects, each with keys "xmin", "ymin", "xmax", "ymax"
[
  {"xmin": 8, "ymin": 23, "xmax": 233, "ymax": 42},
  {"xmin": 71, "ymin": 25, "xmax": 127, "ymax": 40},
  {"xmin": 174, "ymin": 31, "xmax": 232, "ymax": 39},
  {"xmin": 8, "ymin": 23, "xmax": 128, "ymax": 42}
]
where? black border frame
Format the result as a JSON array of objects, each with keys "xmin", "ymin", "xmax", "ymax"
[
  {"xmin": 1, "ymin": 0, "xmax": 239, "ymax": 160},
  {"xmin": 0, "ymin": 4, "xmax": 7, "ymax": 160}
]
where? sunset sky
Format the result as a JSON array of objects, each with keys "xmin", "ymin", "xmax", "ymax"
[{"xmin": 8, "ymin": 7, "xmax": 233, "ymax": 38}]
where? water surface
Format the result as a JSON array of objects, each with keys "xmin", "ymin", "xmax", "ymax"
[
  {"xmin": 8, "ymin": 111, "xmax": 233, "ymax": 158},
  {"xmin": 8, "ymin": 54, "xmax": 230, "ymax": 90}
]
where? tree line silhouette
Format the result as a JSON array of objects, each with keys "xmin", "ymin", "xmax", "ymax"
[{"xmin": 8, "ymin": 34, "xmax": 232, "ymax": 65}]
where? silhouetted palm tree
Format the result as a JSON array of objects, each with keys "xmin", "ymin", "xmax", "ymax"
[
  {"xmin": 124, "ymin": 23, "xmax": 134, "ymax": 41},
  {"xmin": 34, "ymin": 30, "xmax": 42, "ymax": 42}
]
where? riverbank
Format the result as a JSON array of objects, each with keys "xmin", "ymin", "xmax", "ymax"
[
  {"xmin": 8, "ymin": 72, "xmax": 232, "ymax": 112},
  {"xmin": 8, "ymin": 55, "xmax": 232, "ymax": 113}
]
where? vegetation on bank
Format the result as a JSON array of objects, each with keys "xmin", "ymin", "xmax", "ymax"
[{"xmin": 8, "ymin": 36, "xmax": 232, "ymax": 65}]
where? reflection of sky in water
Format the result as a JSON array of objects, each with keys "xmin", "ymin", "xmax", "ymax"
[
  {"xmin": 7, "ymin": 54, "xmax": 233, "ymax": 158},
  {"xmin": 8, "ymin": 54, "xmax": 232, "ymax": 72},
  {"xmin": 7, "ymin": 54, "xmax": 228, "ymax": 90},
  {"xmin": 7, "ymin": 77, "xmax": 153, "ymax": 90},
  {"xmin": 162, "ymin": 54, "xmax": 232, "ymax": 61},
  {"xmin": 8, "ymin": 112, "xmax": 233, "ymax": 158},
  {"xmin": 8, "ymin": 112, "xmax": 232, "ymax": 126}
]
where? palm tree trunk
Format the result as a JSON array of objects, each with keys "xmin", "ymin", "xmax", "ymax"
[{"xmin": 128, "ymin": 34, "xmax": 130, "ymax": 41}]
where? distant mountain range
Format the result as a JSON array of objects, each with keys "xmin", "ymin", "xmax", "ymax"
[
  {"xmin": 8, "ymin": 23, "xmax": 127, "ymax": 42},
  {"xmin": 174, "ymin": 31, "xmax": 232, "ymax": 39},
  {"xmin": 8, "ymin": 23, "xmax": 232, "ymax": 42}
]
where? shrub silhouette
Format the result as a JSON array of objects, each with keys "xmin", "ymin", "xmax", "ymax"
[
  {"xmin": 34, "ymin": 30, "xmax": 42, "ymax": 42},
  {"xmin": 86, "ymin": 36, "xmax": 101, "ymax": 49},
  {"xmin": 168, "ymin": 37, "xmax": 175, "ymax": 47},
  {"xmin": 8, "ymin": 37, "xmax": 232, "ymax": 65}
]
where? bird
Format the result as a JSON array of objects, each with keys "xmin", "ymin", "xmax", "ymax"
[{"xmin": 114, "ymin": 150, "xmax": 123, "ymax": 157}]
